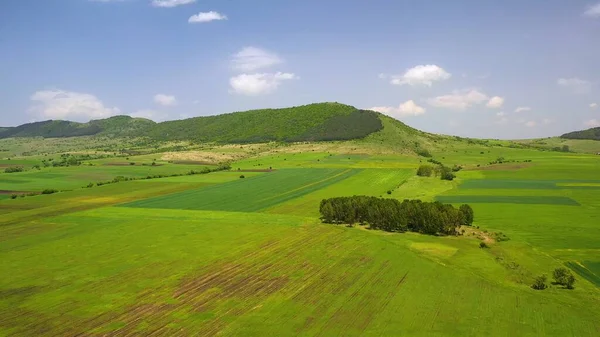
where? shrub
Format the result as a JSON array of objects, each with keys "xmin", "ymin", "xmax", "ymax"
[
  {"xmin": 440, "ymin": 167, "xmax": 456, "ymax": 181},
  {"xmin": 86, "ymin": 182, "xmax": 94, "ymax": 188},
  {"xmin": 4, "ymin": 166, "xmax": 24, "ymax": 173},
  {"xmin": 41, "ymin": 189, "xmax": 58, "ymax": 195},
  {"xmin": 532, "ymin": 275, "xmax": 548, "ymax": 290},
  {"xmin": 416, "ymin": 149, "xmax": 432, "ymax": 158},
  {"xmin": 11, "ymin": 194, "xmax": 18, "ymax": 199},
  {"xmin": 479, "ymin": 242, "xmax": 489, "ymax": 249},
  {"xmin": 240, "ymin": 175, "xmax": 245, "ymax": 179},
  {"xmin": 416, "ymin": 165, "xmax": 434, "ymax": 177},
  {"xmin": 459, "ymin": 204, "xmax": 474, "ymax": 226},
  {"xmin": 553, "ymin": 267, "xmax": 576, "ymax": 289},
  {"xmin": 386, "ymin": 190, "xmax": 392, "ymax": 195},
  {"xmin": 129, "ymin": 162, "xmax": 135, "ymax": 165},
  {"xmin": 451, "ymin": 164, "xmax": 462, "ymax": 172}
]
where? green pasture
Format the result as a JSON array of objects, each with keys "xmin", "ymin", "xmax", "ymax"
[
  {"xmin": 122, "ymin": 168, "xmax": 360, "ymax": 212},
  {"xmin": 2, "ymin": 206, "xmax": 599, "ymax": 336},
  {"xmin": 267, "ymin": 168, "xmax": 413, "ymax": 216},
  {"xmin": 0, "ymin": 164, "xmax": 213, "ymax": 192},
  {"xmin": 436, "ymin": 195, "xmax": 580, "ymax": 205},
  {"xmin": 566, "ymin": 261, "xmax": 600, "ymax": 287},
  {"xmin": 2, "ymin": 138, "xmax": 600, "ymax": 336}
]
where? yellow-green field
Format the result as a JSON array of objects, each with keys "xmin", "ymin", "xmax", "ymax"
[{"xmin": 1, "ymin": 139, "xmax": 600, "ymax": 336}]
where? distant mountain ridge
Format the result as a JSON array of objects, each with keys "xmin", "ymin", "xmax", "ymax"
[
  {"xmin": 561, "ymin": 127, "xmax": 600, "ymax": 141},
  {"xmin": 0, "ymin": 103, "xmax": 384, "ymax": 143},
  {"xmin": 0, "ymin": 115, "xmax": 155, "ymax": 139}
]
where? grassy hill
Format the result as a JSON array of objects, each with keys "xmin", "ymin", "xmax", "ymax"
[
  {"xmin": 143, "ymin": 102, "xmax": 382, "ymax": 143},
  {"xmin": 561, "ymin": 127, "xmax": 600, "ymax": 141},
  {"xmin": 0, "ymin": 115, "xmax": 155, "ymax": 139},
  {"xmin": 0, "ymin": 103, "xmax": 383, "ymax": 143}
]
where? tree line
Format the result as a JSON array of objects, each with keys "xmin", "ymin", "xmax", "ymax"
[{"xmin": 319, "ymin": 196, "xmax": 474, "ymax": 235}]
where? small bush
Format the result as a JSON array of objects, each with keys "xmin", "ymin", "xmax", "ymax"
[
  {"xmin": 440, "ymin": 167, "xmax": 456, "ymax": 181},
  {"xmin": 240, "ymin": 175, "xmax": 245, "ymax": 179},
  {"xmin": 41, "ymin": 189, "xmax": 58, "ymax": 195},
  {"xmin": 532, "ymin": 275, "xmax": 548, "ymax": 290},
  {"xmin": 553, "ymin": 267, "xmax": 576, "ymax": 289},
  {"xmin": 4, "ymin": 166, "xmax": 24, "ymax": 173},
  {"xmin": 386, "ymin": 190, "xmax": 392, "ymax": 195},
  {"xmin": 11, "ymin": 194, "xmax": 18, "ymax": 199},
  {"xmin": 416, "ymin": 165, "xmax": 434, "ymax": 177},
  {"xmin": 479, "ymin": 242, "xmax": 489, "ymax": 249},
  {"xmin": 416, "ymin": 149, "xmax": 432, "ymax": 158},
  {"xmin": 86, "ymin": 182, "xmax": 94, "ymax": 188}
]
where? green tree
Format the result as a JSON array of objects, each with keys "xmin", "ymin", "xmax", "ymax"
[
  {"xmin": 565, "ymin": 274, "xmax": 576, "ymax": 289},
  {"xmin": 532, "ymin": 275, "xmax": 548, "ymax": 290},
  {"xmin": 416, "ymin": 165, "xmax": 433, "ymax": 177},
  {"xmin": 553, "ymin": 267, "xmax": 576, "ymax": 289},
  {"xmin": 459, "ymin": 204, "xmax": 474, "ymax": 226}
]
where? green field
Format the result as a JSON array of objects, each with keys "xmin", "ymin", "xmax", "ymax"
[{"xmin": 2, "ymin": 132, "xmax": 600, "ymax": 336}]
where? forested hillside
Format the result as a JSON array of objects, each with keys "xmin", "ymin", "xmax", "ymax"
[
  {"xmin": 0, "ymin": 116, "xmax": 155, "ymax": 139},
  {"xmin": 1, "ymin": 103, "xmax": 383, "ymax": 143},
  {"xmin": 561, "ymin": 127, "xmax": 600, "ymax": 140},
  {"xmin": 143, "ymin": 103, "xmax": 383, "ymax": 143}
]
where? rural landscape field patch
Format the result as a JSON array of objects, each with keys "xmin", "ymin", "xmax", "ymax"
[
  {"xmin": 121, "ymin": 168, "xmax": 361, "ymax": 212},
  {"xmin": 435, "ymin": 195, "xmax": 581, "ymax": 205}
]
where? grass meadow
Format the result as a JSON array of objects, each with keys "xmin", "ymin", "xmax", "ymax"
[{"xmin": 1, "ymin": 140, "xmax": 600, "ymax": 336}]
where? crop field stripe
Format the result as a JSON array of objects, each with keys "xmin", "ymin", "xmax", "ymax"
[
  {"xmin": 120, "ymin": 168, "xmax": 361, "ymax": 212},
  {"xmin": 255, "ymin": 168, "xmax": 356, "ymax": 204},
  {"xmin": 565, "ymin": 261, "xmax": 600, "ymax": 287},
  {"xmin": 435, "ymin": 195, "xmax": 581, "ymax": 206}
]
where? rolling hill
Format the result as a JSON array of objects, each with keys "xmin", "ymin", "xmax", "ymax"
[
  {"xmin": 143, "ymin": 102, "xmax": 382, "ymax": 143},
  {"xmin": 0, "ymin": 115, "xmax": 155, "ymax": 139},
  {"xmin": 0, "ymin": 103, "xmax": 384, "ymax": 143},
  {"xmin": 561, "ymin": 127, "xmax": 600, "ymax": 140}
]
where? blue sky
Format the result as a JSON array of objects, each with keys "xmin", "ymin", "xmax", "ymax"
[{"xmin": 1, "ymin": 0, "xmax": 599, "ymax": 139}]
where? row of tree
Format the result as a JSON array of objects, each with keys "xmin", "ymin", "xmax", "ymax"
[
  {"xmin": 416, "ymin": 164, "xmax": 457, "ymax": 181},
  {"xmin": 319, "ymin": 196, "xmax": 474, "ymax": 235}
]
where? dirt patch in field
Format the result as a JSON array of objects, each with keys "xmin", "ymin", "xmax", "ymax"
[
  {"xmin": 104, "ymin": 162, "xmax": 164, "ymax": 167},
  {"xmin": 171, "ymin": 160, "xmax": 217, "ymax": 166},
  {"xmin": 161, "ymin": 151, "xmax": 239, "ymax": 164},
  {"xmin": 0, "ymin": 190, "xmax": 29, "ymax": 195},
  {"xmin": 466, "ymin": 163, "xmax": 533, "ymax": 171},
  {"xmin": 104, "ymin": 162, "xmax": 134, "ymax": 166},
  {"xmin": 235, "ymin": 169, "xmax": 276, "ymax": 172}
]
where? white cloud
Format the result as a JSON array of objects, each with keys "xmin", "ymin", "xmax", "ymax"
[
  {"xmin": 229, "ymin": 72, "xmax": 298, "ymax": 96},
  {"xmin": 386, "ymin": 65, "xmax": 451, "ymax": 87},
  {"xmin": 583, "ymin": 3, "xmax": 600, "ymax": 17},
  {"xmin": 154, "ymin": 94, "xmax": 177, "ymax": 106},
  {"xmin": 29, "ymin": 89, "xmax": 119, "ymax": 122},
  {"xmin": 496, "ymin": 111, "xmax": 505, "ymax": 117},
  {"xmin": 486, "ymin": 96, "xmax": 504, "ymax": 109},
  {"xmin": 369, "ymin": 100, "xmax": 426, "ymax": 119},
  {"xmin": 151, "ymin": 0, "xmax": 195, "ymax": 8},
  {"xmin": 542, "ymin": 118, "xmax": 554, "ymax": 125},
  {"xmin": 231, "ymin": 47, "xmax": 282, "ymax": 72},
  {"xmin": 514, "ymin": 106, "xmax": 532, "ymax": 113},
  {"xmin": 188, "ymin": 11, "xmax": 227, "ymax": 23},
  {"xmin": 557, "ymin": 77, "xmax": 592, "ymax": 94},
  {"xmin": 427, "ymin": 89, "xmax": 489, "ymax": 110},
  {"xmin": 129, "ymin": 110, "xmax": 168, "ymax": 122},
  {"xmin": 585, "ymin": 119, "xmax": 600, "ymax": 127},
  {"xmin": 524, "ymin": 120, "xmax": 537, "ymax": 127},
  {"xmin": 590, "ymin": 103, "xmax": 598, "ymax": 109}
]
